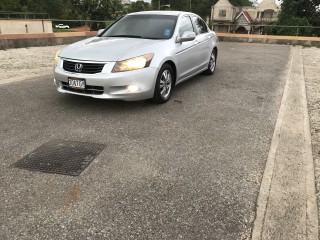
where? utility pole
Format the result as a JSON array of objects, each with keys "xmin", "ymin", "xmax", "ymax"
[
  {"xmin": 190, "ymin": 0, "xmax": 191, "ymax": 12},
  {"xmin": 158, "ymin": 0, "xmax": 160, "ymax": 10}
]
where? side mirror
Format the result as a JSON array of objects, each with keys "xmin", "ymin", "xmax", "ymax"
[
  {"xmin": 97, "ymin": 29, "xmax": 104, "ymax": 36},
  {"xmin": 176, "ymin": 31, "xmax": 196, "ymax": 43}
]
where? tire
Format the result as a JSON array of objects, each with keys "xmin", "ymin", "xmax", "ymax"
[
  {"xmin": 152, "ymin": 64, "xmax": 174, "ymax": 104},
  {"xmin": 203, "ymin": 49, "xmax": 217, "ymax": 75}
]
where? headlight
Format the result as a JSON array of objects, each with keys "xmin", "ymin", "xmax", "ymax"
[
  {"xmin": 112, "ymin": 53, "xmax": 154, "ymax": 73},
  {"xmin": 54, "ymin": 50, "xmax": 61, "ymax": 66}
]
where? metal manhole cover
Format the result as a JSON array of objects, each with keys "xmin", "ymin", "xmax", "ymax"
[{"xmin": 14, "ymin": 139, "xmax": 105, "ymax": 176}]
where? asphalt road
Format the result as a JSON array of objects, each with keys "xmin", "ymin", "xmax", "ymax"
[{"xmin": 0, "ymin": 42, "xmax": 290, "ymax": 240}]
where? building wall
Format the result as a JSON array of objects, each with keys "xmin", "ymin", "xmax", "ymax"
[
  {"xmin": 0, "ymin": 31, "xmax": 96, "ymax": 50},
  {"xmin": 212, "ymin": 7, "xmax": 235, "ymax": 22},
  {"xmin": 211, "ymin": 0, "xmax": 236, "ymax": 22},
  {"xmin": 236, "ymin": 15, "xmax": 249, "ymax": 26},
  {"xmin": 235, "ymin": 15, "xmax": 251, "ymax": 32},
  {"xmin": 0, "ymin": 20, "xmax": 53, "ymax": 34},
  {"xmin": 257, "ymin": 0, "xmax": 278, "ymax": 12},
  {"xmin": 215, "ymin": 25, "xmax": 230, "ymax": 33}
]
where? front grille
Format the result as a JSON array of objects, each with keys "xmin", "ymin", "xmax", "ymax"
[
  {"xmin": 61, "ymin": 81, "xmax": 104, "ymax": 95},
  {"xmin": 63, "ymin": 60, "xmax": 105, "ymax": 74}
]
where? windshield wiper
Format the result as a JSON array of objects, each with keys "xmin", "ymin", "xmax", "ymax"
[{"xmin": 107, "ymin": 35, "xmax": 142, "ymax": 38}]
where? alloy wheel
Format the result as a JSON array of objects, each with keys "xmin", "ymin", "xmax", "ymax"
[
  {"xmin": 209, "ymin": 52, "xmax": 216, "ymax": 73},
  {"xmin": 159, "ymin": 70, "xmax": 172, "ymax": 99}
]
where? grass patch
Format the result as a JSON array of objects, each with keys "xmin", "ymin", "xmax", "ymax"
[
  {"xmin": 53, "ymin": 29, "xmax": 77, "ymax": 33},
  {"xmin": 302, "ymin": 44, "xmax": 320, "ymax": 49}
]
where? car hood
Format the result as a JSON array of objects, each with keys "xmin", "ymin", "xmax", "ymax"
[{"xmin": 60, "ymin": 37, "xmax": 162, "ymax": 62}]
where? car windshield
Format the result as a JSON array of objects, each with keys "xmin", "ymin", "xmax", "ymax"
[{"xmin": 101, "ymin": 14, "xmax": 178, "ymax": 40}]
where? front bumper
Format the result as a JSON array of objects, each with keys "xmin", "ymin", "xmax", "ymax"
[{"xmin": 54, "ymin": 61, "xmax": 158, "ymax": 101}]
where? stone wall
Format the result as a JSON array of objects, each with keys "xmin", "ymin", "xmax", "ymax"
[
  {"xmin": 217, "ymin": 33, "xmax": 320, "ymax": 46},
  {"xmin": 0, "ymin": 32, "xmax": 96, "ymax": 50},
  {"xmin": 0, "ymin": 20, "xmax": 53, "ymax": 34},
  {"xmin": 0, "ymin": 32, "xmax": 319, "ymax": 50}
]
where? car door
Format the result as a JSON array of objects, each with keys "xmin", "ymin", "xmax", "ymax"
[
  {"xmin": 191, "ymin": 16, "xmax": 212, "ymax": 70},
  {"xmin": 175, "ymin": 15, "xmax": 200, "ymax": 81}
]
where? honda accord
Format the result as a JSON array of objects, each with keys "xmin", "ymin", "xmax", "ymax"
[{"xmin": 54, "ymin": 11, "xmax": 219, "ymax": 103}]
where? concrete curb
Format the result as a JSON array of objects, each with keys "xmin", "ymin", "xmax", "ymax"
[
  {"xmin": 301, "ymin": 49, "xmax": 319, "ymax": 239},
  {"xmin": 0, "ymin": 32, "xmax": 319, "ymax": 50},
  {"xmin": 251, "ymin": 46, "xmax": 319, "ymax": 239},
  {"xmin": 0, "ymin": 31, "xmax": 97, "ymax": 39},
  {"xmin": 251, "ymin": 46, "xmax": 293, "ymax": 240},
  {"xmin": 217, "ymin": 34, "xmax": 320, "ymax": 47},
  {"xmin": 0, "ymin": 32, "xmax": 96, "ymax": 50}
]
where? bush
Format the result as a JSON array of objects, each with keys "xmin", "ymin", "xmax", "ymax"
[{"xmin": 265, "ymin": 17, "xmax": 313, "ymax": 36}]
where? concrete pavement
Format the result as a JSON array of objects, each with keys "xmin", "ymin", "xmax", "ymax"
[
  {"xmin": 0, "ymin": 43, "xmax": 318, "ymax": 239},
  {"xmin": 303, "ymin": 46, "xmax": 320, "ymax": 239},
  {"xmin": 252, "ymin": 46, "xmax": 318, "ymax": 240}
]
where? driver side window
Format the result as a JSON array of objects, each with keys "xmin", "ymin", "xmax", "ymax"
[{"xmin": 179, "ymin": 16, "xmax": 194, "ymax": 37}]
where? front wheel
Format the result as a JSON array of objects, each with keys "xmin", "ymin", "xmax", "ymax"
[
  {"xmin": 152, "ymin": 64, "xmax": 174, "ymax": 104},
  {"xmin": 203, "ymin": 49, "xmax": 217, "ymax": 75}
]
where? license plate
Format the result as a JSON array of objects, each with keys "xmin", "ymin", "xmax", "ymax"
[{"xmin": 68, "ymin": 78, "xmax": 85, "ymax": 89}]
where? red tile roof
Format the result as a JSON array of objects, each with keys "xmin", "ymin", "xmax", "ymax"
[{"xmin": 243, "ymin": 11, "xmax": 253, "ymax": 23}]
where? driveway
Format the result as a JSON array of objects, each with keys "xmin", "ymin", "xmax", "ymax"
[{"xmin": 0, "ymin": 42, "xmax": 290, "ymax": 239}]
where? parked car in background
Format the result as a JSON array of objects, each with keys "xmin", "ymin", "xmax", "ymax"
[
  {"xmin": 55, "ymin": 24, "xmax": 70, "ymax": 29},
  {"xmin": 54, "ymin": 11, "xmax": 219, "ymax": 104}
]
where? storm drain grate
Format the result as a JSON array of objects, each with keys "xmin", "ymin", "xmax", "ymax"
[{"xmin": 14, "ymin": 139, "xmax": 106, "ymax": 176}]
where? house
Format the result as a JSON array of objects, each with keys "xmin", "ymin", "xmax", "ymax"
[{"xmin": 211, "ymin": 0, "xmax": 279, "ymax": 34}]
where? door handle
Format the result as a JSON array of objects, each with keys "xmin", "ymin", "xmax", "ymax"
[
  {"xmin": 208, "ymin": 36, "xmax": 212, "ymax": 39},
  {"xmin": 194, "ymin": 41, "xmax": 199, "ymax": 45}
]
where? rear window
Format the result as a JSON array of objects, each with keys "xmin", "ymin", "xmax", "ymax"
[{"xmin": 192, "ymin": 16, "xmax": 208, "ymax": 34}]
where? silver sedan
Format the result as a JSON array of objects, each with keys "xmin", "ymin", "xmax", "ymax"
[{"xmin": 54, "ymin": 11, "xmax": 219, "ymax": 103}]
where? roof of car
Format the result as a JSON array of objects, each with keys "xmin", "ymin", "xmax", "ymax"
[{"xmin": 128, "ymin": 11, "xmax": 195, "ymax": 17}]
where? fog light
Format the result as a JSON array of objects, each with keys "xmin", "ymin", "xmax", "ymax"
[{"xmin": 128, "ymin": 85, "xmax": 139, "ymax": 92}]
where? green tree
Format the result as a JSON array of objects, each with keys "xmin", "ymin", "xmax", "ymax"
[
  {"xmin": 151, "ymin": 0, "xmax": 187, "ymax": 11},
  {"xmin": 68, "ymin": 0, "xmax": 122, "ymax": 30},
  {"xmin": 26, "ymin": 0, "xmax": 65, "ymax": 18},
  {"xmin": 70, "ymin": 0, "xmax": 122, "ymax": 20},
  {"xmin": 229, "ymin": 0, "xmax": 252, "ymax": 6},
  {"xmin": 279, "ymin": 0, "xmax": 320, "ymax": 27},
  {"xmin": 126, "ymin": 1, "xmax": 150, "ymax": 13},
  {"xmin": 271, "ymin": 0, "xmax": 320, "ymax": 36},
  {"xmin": 0, "ymin": 0, "xmax": 22, "ymax": 11}
]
